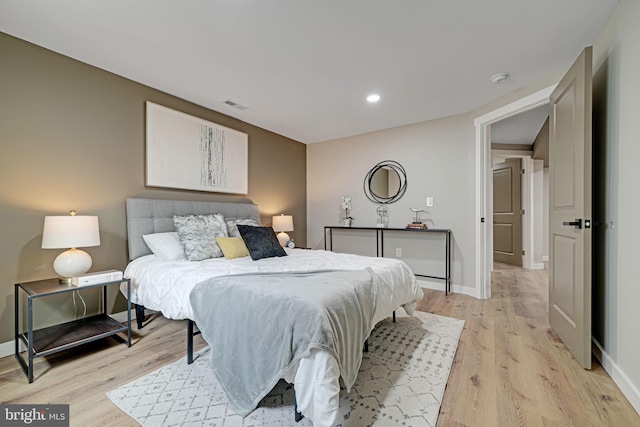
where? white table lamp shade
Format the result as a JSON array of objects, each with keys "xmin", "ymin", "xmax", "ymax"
[
  {"xmin": 272, "ymin": 214, "xmax": 293, "ymax": 247},
  {"xmin": 42, "ymin": 215, "xmax": 100, "ymax": 249},
  {"xmin": 42, "ymin": 215, "xmax": 100, "ymax": 282}
]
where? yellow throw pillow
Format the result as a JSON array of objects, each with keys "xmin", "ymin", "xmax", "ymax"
[{"xmin": 215, "ymin": 237, "xmax": 250, "ymax": 260}]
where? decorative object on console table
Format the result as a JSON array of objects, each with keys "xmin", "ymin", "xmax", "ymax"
[
  {"xmin": 408, "ymin": 207, "xmax": 427, "ymax": 229},
  {"xmin": 272, "ymin": 214, "xmax": 294, "ymax": 247},
  {"xmin": 41, "ymin": 210, "xmax": 100, "ymax": 284},
  {"xmin": 341, "ymin": 195, "xmax": 353, "ymax": 226},
  {"xmin": 376, "ymin": 206, "xmax": 389, "ymax": 228},
  {"xmin": 406, "ymin": 223, "xmax": 428, "ymax": 229}
]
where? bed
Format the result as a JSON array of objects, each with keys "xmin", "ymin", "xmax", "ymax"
[{"xmin": 122, "ymin": 198, "xmax": 424, "ymax": 426}]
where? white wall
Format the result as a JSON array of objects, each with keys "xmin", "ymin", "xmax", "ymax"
[
  {"xmin": 592, "ymin": 0, "xmax": 640, "ymax": 413},
  {"xmin": 307, "ymin": 114, "xmax": 476, "ymax": 295},
  {"xmin": 532, "ymin": 159, "xmax": 544, "ymax": 266},
  {"xmin": 543, "ymin": 168, "xmax": 549, "ymax": 260}
]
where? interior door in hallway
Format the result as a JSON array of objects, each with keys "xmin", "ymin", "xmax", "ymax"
[
  {"xmin": 549, "ymin": 47, "xmax": 592, "ymax": 369},
  {"xmin": 493, "ymin": 158, "xmax": 523, "ymax": 267}
]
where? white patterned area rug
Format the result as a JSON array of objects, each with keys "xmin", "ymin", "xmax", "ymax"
[{"xmin": 107, "ymin": 311, "xmax": 464, "ymax": 427}]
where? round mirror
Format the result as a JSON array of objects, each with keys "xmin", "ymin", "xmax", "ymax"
[{"xmin": 363, "ymin": 160, "xmax": 407, "ymax": 204}]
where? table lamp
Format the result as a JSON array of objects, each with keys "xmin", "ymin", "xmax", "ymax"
[
  {"xmin": 42, "ymin": 210, "xmax": 101, "ymax": 284},
  {"xmin": 272, "ymin": 214, "xmax": 293, "ymax": 247}
]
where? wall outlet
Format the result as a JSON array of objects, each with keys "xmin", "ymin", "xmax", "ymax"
[
  {"xmin": 426, "ymin": 196, "xmax": 434, "ymax": 207},
  {"xmin": 395, "ymin": 248, "xmax": 402, "ymax": 257}
]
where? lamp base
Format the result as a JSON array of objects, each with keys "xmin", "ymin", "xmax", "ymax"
[
  {"xmin": 58, "ymin": 277, "xmax": 73, "ymax": 285},
  {"xmin": 277, "ymin": 232, "xmax": 290, "ymax": 247},
  {"xmin": 53, "ymin": 248, "xmax": 92, "ymax": 283}
]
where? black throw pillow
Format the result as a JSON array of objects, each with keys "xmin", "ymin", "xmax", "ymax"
[{"xmin": 237, "ymin": 225, "xmax": 287, "ymax": 261}]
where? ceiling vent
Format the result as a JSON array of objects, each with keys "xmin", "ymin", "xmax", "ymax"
[{"xmin": 223, "ymin": 99, "xmax": 249, "ymax": 111}]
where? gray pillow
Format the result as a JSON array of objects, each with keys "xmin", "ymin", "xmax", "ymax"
[
  {"xmin": 226, "ymin": 218, "xmax": 260, "ymax": 237},
  {"xmin": 173, "ymin": 213, "xmax": 228, "ymax": 261},
  {"xmin": 237, "ymin": 225, "xmax": 287, "ymax": 261}
]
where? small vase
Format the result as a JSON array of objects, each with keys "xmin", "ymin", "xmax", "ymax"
[{"xmin": 344, "ymin": 218, "xmax": 352, "ymax": 227}]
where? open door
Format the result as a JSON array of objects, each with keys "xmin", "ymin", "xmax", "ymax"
[
  {"xmin": 493, "ymin": 158, "xmax": 523, "ymax": 267},
  {"xmin": 549, "ymin": 47, "xmax": 592, "ymax": 369}
]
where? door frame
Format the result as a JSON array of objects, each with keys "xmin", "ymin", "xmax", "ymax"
[{"xmin": 474, "ymin": 84, "xmax": 556, "ymax": 299}]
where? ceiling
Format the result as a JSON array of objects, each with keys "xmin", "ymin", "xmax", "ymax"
[
  {"xmin": 491, "ymin": 105, "xmax": 549, "ymax": 146},
  {"xmin": 0, "ymin": 1, "xmax": 617, "ymax": 144}
]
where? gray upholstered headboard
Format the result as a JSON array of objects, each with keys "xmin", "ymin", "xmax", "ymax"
[{"xmin": 126, "ymin": 198, "xmax": 260, "ymax": 260}]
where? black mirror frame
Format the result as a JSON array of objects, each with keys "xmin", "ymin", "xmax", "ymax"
[{"xmin": 363, "ymin": 160, "xmax": 407, "ymax": 204}]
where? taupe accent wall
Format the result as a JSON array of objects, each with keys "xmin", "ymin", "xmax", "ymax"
[
  {"xmin": 532, "ymin": 117, "xmax": 549, "ymax": 167},
  {"xmin": 0, "ymin": 33, "xmax": 306, "ymax": 344}
]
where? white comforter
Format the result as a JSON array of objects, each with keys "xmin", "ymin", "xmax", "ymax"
[
  {"xmin": 123, "ymin": 248, "xmax": 422, "ymax": 326},
  {"xmin": 123, "ymin": 248, "xmax": 424, "ymax": 426}
]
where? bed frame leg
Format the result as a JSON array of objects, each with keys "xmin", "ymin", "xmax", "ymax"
[
  {"xmin": 135, "ymin": 305, "xmax": 145, "ymax": 329},
  {"xmin": 393, "ymin": 310, "xmax": 396, "ymax": 323},
  {"xmin": 364, "ymin": 339, "xmax": 369, "ymax": 353},
  {"xmin": 187, "ymin": 320, "xmax": 194, "ymax": 364},
  {"xmin": 294, "ymin": 389, "xmax": 303, "ymax": 422},
  {"xmin": 186, "ymin": 320, "xmax": 201, "ymax": 365}
]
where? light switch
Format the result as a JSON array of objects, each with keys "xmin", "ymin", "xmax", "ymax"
[{"xmin": 426, "ymin": 196, "xmax": 434, "ymax": 207}]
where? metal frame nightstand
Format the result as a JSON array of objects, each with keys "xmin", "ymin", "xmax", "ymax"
[{"xmin": 15, "ymin": 277, "xmax": 131, "ymax": 383}]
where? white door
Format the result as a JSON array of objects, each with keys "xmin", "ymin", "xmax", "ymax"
[{"xmin": 549, "ymin": 47, "xmax": 592, "ymax": 369}]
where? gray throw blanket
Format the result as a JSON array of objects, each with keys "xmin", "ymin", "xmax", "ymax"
[{"xmin": 189, "ymin": 268, "xmax": 379, "ymax": 417}]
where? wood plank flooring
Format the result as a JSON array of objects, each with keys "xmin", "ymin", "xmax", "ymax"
[
  {"xmin": 1, "ymin": 263, "xmax": 638, "ymax": 426},
  {"xmin": 422, "ymin": 262, "xmax": 640, "ymax": 426}
]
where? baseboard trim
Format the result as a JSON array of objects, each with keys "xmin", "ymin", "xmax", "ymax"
[
  {"xmin": 417, "ymin": 278, "xmax": 447, "ymax": 292},
  {"xmin": 416, "ymin": 278, "xmax": 481, "ymax": 299},
  {"xmin": 542, "ymin": 255, "xmax": 549, "ymax": 262},
  {"xmin": 531, "ymin": 262, "xmax": 545, "ymax": 270},
  {"xmin": 0, "ymin": 309, "xmax": 137, "ymax": 359},
  {"xmin": 453, "ymin": 284, "xmax": 482, "ymax": 299},
  {"xmin": 593, "ymin": 338, "xmax": 640, "ymax": 416}
]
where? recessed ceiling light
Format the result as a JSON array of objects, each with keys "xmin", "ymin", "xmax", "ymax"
[
  {"xmin": 367, "ymin": 94, "xmax": 381, "ymax": 103},
  {"xmin": 490, "ymin": 73, "xmax": 510, "ymax": 84}
]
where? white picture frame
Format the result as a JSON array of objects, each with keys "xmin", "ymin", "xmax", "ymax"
[{"xmin": 145, "ymin": 102, "xmax": 248, "ymax": 194}]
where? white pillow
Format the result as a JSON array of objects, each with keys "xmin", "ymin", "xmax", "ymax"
[{"xmin": 143, "ymin": 232, "xmax": 186, "ymax": 261}]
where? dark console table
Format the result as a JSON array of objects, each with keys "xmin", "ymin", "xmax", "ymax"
[{"xmin": 324, "ymin": 226, "xmax": 452, "ymax": 294}]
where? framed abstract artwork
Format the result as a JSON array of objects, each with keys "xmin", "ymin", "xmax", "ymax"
[{"xmin": 145, "ymin": 102, "xmax": 248, "ymax": 194}]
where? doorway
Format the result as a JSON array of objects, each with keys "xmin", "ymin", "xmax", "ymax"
[
  {"xmin": 474, "ymin": 84, "xmax": 556, "ymax": 299},
  {"xmin": 490, "ymin": 103, "xmax": 549, "ymax": 270}
]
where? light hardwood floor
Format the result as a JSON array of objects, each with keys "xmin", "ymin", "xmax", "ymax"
[
  {"xmin": 422, "ymin": 263, "xmax": 640, "ymax": 426},
  {"xmin": 1, "ymin": 263, "xmax": 638, "ymax": 426}
]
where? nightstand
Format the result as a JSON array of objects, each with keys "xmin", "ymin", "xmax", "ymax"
[{"xmin": 14, "ymin": 277, "xmax": 131, "ymax": 383}]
